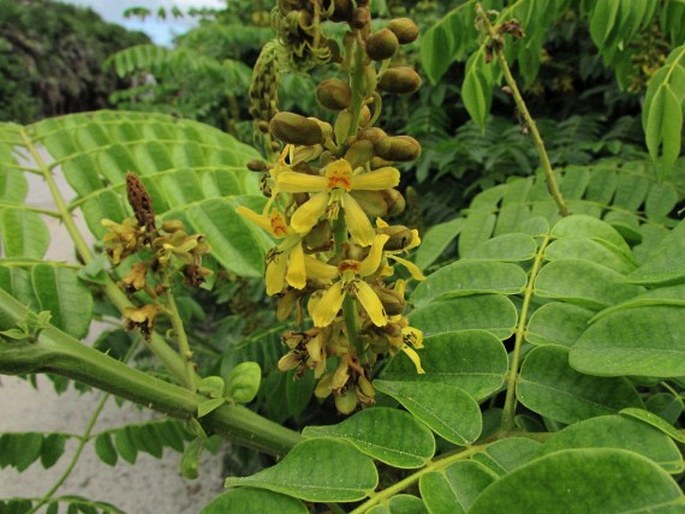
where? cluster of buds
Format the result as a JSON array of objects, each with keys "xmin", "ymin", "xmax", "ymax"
[
  {"xmin": 240, "ymin": 2, "xmax": 424, "ymax": 414},
  {"xmin": 102, "ymin": 172, "xmax": 212, "ymax": 339}
]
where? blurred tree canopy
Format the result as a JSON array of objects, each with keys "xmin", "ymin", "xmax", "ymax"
[{"xmin": 0, "ymin": 0, "xmax": 150, "ymax": 123}]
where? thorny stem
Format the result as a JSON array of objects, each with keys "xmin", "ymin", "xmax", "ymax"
[
  {"xmin": 27, "ymin": 340, "xmax": 140, "ymax": 514},
  {"xmin": 20, "ymin": 127, "xmax": 193, "ymax": 388},
  {"xmin": 476, "ymin": 4, "xmax": 569, "ymax": 217},
  {"xmin": 500, "ymin": 234, "xmax": 551, "ymax": 431}
]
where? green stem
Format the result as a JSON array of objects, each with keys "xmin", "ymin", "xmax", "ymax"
[
  {"xmin": 500, "ymin": 234, "xmax": 551, "ymax": 431},
  {"xmin": 0, "ymin": 202, "xmax": 61, "ymax": 218},
  {"xmin": 343, "ymin": 294, "xmax": 364, "ymax": 362},
  {"xmin": 476, "ymin": 5, "xmax": 569, "ymax": 217},
  {"xmin": 19, "ymin": 127, "xmax": 192, "ymax": 387},
  {"xmin": 0, "ymin": 289, "xmax": 302, "ymax": 456},
  {"xmin": 347, "ymin": 35, "xmax": 368, "ymax": 140},
  {"xmin": 164, "ymin": 284, "xmax": 196, "ymax": 390},
  {"xmin": 349, "ymin": 444, "xmax": 489, "ymax": 513}
]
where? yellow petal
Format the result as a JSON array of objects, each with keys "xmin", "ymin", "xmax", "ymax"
[
  {"xmin": 311, "ymin": 282, "xmax": 345, "ymax": 327},
  {"xmin": 291, "ymin": 191, "xmax": 329, "ymax": 234},
  {"xmin": 285, "ymin": 241, "xmax": 306, "ymax": 290},
  {"xmin": 359, "ymin": 234, "xmax": 390, "ymax": 276},
  {"xmin": 354, "ymin": 280, "xmax": 387, "ymax": 327},
  {"xmin": 235, "ymin": 206, "xmax": 272, "ymax": 233},
  {"xmin": 277, "ymin": 171, "xmax": 328, "ymax": 193},
  {"xmin": 351, "ymin": 166, "xmax": 400, "ymax": 190},
  {"xmin": 389, "ymin": 255, "xmax": 426, "ymax": 280},
  {"xmin": 304, "ymin": 255, "xmax": 339, "ymax": 282},
  {"xmin": 402, "ymin": 326, "xmax": 424, "ymax": 349},
  {"xmin": 375, "ymin": 218, "xmax": 390, "ymax": 229},
  {"xmin": 342, "ymin": 193, "xmax": 375, "ymax": 246},
  {"xmin": 265, "ymin": 250, "xmax": 288, "ymax": 295},
  {"xmin": 401, "ymin": 345, "xmax": 425, "ymax": 374}
]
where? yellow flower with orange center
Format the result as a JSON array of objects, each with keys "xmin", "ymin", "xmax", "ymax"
[{"xmin": 276, "ymin": 159, "xmax": 400, "ymax": 246}]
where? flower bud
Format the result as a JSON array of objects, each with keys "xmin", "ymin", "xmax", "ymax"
[
  {"xmin": 330, "ymin": 0, "xmax": 353, "ymax": 22},
  {"xmin": 359, "ymin": 105, "xmax": 372, "ymax": 127},
  {"xmin": 344, "ymin": 139, "xmax": 374, "ymax": 168},
  {"xmin": 366, "ymin": 28, "xmax": 399, "ymax": 61},
  {"xmin": 316, "ymin": 78, "xmax": 352, "ymax": 110},
  {"xmin": 381, "ymin": 188, "xmax": 406, "ymax": 215},
  {"xmin": 247, "ymin": 159, "xmax": 268, "ymax": 172},
  {"xmin": 378, "ymin": 67, "xmax": 421, "ymax": 95},
  {"xmin": 375, "ymin": 135, "xmax": 421, "ymax": 162},
  {"xmin": 335, "ymin": 389, "xmax": 358, "ymax": 414},
  {"xmin": 350, "ymin": 7, "xmax": 370, "ymax": 29},
  {"xmin": 351, "ymin": 190, "xmax": 388, "ymax": 217},
  {"xmin": 334, "ymin": 109, "xmax": 353, "ymax": 145},
  {"xmin": 358, "ymin": 126, "xmax": 388, "ymax": 145},
  {"xmin": 374, "ymin": 285, "xmax": 405, "ymax": 315},
  {"xmin": 370, "ymin": 156, "xmax": 392, "ymax": 169},
  {"xmin": 388, "ymin": 18, "xmax": 419, "ymax": 44},
  {"xmin": 257, "ymin": 120, "xmax": 270, "ymax": 133},
  {"xmin": 270, "ymin": 111, "xmax": 325, "ymax": 145},
  {"xmin": 161, "ymin": 220, "xmax": 185, "ymax": 233},
  {"xmin": 377, "ymin": 224, "xmax": 416, "ymax": 251}
]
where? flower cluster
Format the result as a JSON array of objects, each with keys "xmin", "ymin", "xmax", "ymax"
[
  {"xmin": 102, "ymin": 173, "xmax": 212, "ymax": 339},
  {"xmin": 241, "ymin": 2, "xmax": 424, "ymax": 414}
]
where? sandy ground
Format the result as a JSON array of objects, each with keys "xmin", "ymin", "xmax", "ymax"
[{"xmin": 0, "ymin": 163, "xmax": 226, "ymax": 513}]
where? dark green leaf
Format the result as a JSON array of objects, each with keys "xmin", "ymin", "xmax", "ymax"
[
  {"xmin": 620, "ymin": 408, "xmax": 685, "ymax": 444},
  {"xmin": 94, "ymin": 433, "xmax": 118, "ymax": 467},
  {"xmin": 201, "ymin": 488, "xmax": 308, "ymax": 514},
  {"xmin": 40, "ymin": 433, "xmax": 66, "ymax": 469},
  {"xmin": 420, "ymin": 461, "xmax": 496, "ymax": 514},
  {"xmin": 525, "ymin": 302, "xmax": 594, "ymax": 347},
  {"xmin": 472, "ymin": 438, "xmax": 543, "ymax": 476},
  {"xmin": 367, "ymin": 495, "xmax": 427, "ymax": 514}
]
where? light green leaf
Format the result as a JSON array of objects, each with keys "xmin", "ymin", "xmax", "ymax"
[
  {"xmin": 374, "ymin": 380, "xmax": 482, "ymax": 445},
  {"xmin": 570, "ymin": 306, "xmax": 685, "ymax": 377},
  {"xmin": 181, "ymin": 437, "xmax": 204, "ymax": 479},
  {"xmin": 462, "ymin": 233, "xmax": 538, "ymax": 262},
  {"xmin": 525, "ymin": 302, "xmax": 594, "ymax": 347},
  {"xmin": 201, "ymin": 488, "xmax": 308, "ymax": 514},
  {"xmin": 645, "ymin": 83, "xmax": 683, "ymax": 177},
  {"xmin": 0, "ymin": 208, "xmax": 49, "ymax": 259},
  {"xmin": 197, "ymin": 398, "xmax": 226, "ymax": 418},
  {"xmin": 414, "ymin": 217, "xmax": 463, "ymax": 270},
  {"xmin": 627, "ymin": 219, "xmax": 685, "ymax": 285},
  {"xmin": 550, "ymin": 214, "xmax": 632, "ymax": 255},
  {"xmin": 620, "ymin": 408, "xmax": 685, "ymax": 444},
  {"xmin": 419, "ymin": 461, "xmax": 496, "ymax": 514},
  {"xmin": 517, "ymin": 346, "xmax": 643, "ymax": 424},
  {"xmin": 462, "ymin": 60, "xmax": 490, "ymax": 128},
  {"xmin": 225, "ymin": 439, "xmax": 378, "ymax": 502},
  {"xmin": 469, "ymin": 449, "xmax": 685, "ymax": 514},
  {"xmin": 197, "ymin": 376, "xmax": 225, "ymax": 399},
  {"xmin": 410, "ymin": 261, "xmax": 527, "ymax": 307},
  {"xmin": 225, "ymin": 361, "xmax": 261, "ymax": 404},
  {"xmin": 409, "ymin": 295, "xmax": 518, "ymax": 340},
  {"xmin": 381, "ymin": 330, "xmax": 508, "ymax": 401},
  {"xmin": 303, "ymin": 407, "xmax": 435, "ymax": 469},
  {"xmin": 534, "ymin": 259, "xmax": 643, "ymax": 309},
  {"xmin": 544, "ymin": 238, "xmax": 636, "ymax": 274},
  {"xmin": 542, "ymin": 415, "xmax": 683, "ymax": 474}
]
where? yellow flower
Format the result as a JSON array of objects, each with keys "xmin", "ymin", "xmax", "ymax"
[
  {"xmin": 385, "ymin": 315, "xmax": 425, "ymax": 374},
  {"xmin": 101, "ymin": 218, "xmax": 144, "ymax": 264},
  {"xmin": 124, "ymin": 303, "xmax": 163, "ymax": 340},
  {"xmin": 236, "ymin": 206, "xmax": 310, "ymax": 295},
  {"xmin": 376, "ymin": 218, "xmax": 425, "ymax": 280},
  {"xmin": 308, "ymin": 234, "xmax": 390, "ymax": 327},
  {"xmin": 276, "ymin": 159, "xmax": 400, "ymax": 246}
]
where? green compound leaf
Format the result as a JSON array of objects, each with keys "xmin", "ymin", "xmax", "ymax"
[
  {"xmin": 94, "ymin": 433, "xmax": 118, "ymax": 467},
  {"xmin": 367, "ymin": 494, "xmax": 427, "ymax": 514},
  {"xmin": 468, "ymin": 449, "xmax": 685, "ymax": 514},
  {"xmin": 462, "ymin": 233, "xmax": 538, "ymax": 262},
  {"xmin": 409, "ymin": 295, "xmax": 518, "ymax": 340},
  {"xmin": 410, "ymin": 261, "xmax": 527, "ymax": 307},
  {"xmin": 419, "ymin": 461, "xmax": 496, "ymax": 514},
  {"xmin": 620, "ymin": 408, "xmax": 685, "ymax": 444},
  {"xmin": 534, "ymin": 259, "xmax": 644, "ymax": 310},
  {"xmin": 0, "ymin": 208, "xmax": 49, "ymax": 259},
  {"xmin": 373, "ymin": 380, "xmax": 482, "ymax": 446},
  {"xmin": 542, "ymin": 415, "xmax": 683, "ymax": 474},
  {"xmin": 627, "ymin": 219, "xmax": 685, "ymax": 285},
  {"xmin": 200, "ymin": 488, "xmax": 308, "ymax": 514},
  {"xmin": 225, "ymin": 361, "xmax": 261, "ymax": 403},
  {"xmin": 225, "ymin": 438, "xmax": 378, "ymax": 502},
  {"xmin": 570, "ymin": 305, "xmax": 685, "ymax": 377},
  {"xmin": 517, "ymin": 345, "xmax": 643, "ymax": 424},
  {"xmin": 303, "ymin": 407, "xmax": 435, "ymax": 469},
  {"xmin": 525, "ymin": 302, "xmax": 594, "ymax": 347},
  {"xmin": 381, "ymin": 330, "xmax": 508, "ymax": 401},
  {"xmin": 472, "ymin": 438, "xmax": 543, "ymax": 476}
]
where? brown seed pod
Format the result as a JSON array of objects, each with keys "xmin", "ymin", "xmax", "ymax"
[
  {"xmin": 316, "ymin": 78, "xmax": 352, "ymax": 110},
  {"xmin": 270, "ymin": 112, "xmax": 325, "ymax": 145},
  {"xmin": 366, "ymin": 28, "xmax": 399, "ymax": 61},
  {"xmin": 375, "ymin": 135, "xmax": 421, "ymax": 162},
  {"xmin": 387, "ymin": 18, "xmax": 419, "ymax": 44},
  {"xmin": 350, "ymin": 190, "xmax": 388, "ymax": 217},
  {"xmin": 378, "ymin": 67, "xmax": 421, "ymax": 95},
  {"xmin": 350, "ymin": 7, "xmax": 370, "ymax": 29}
]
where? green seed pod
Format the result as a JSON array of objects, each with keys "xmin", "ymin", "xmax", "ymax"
[
  {"xmin": 375, "ymin": 135, "xmax": 421, "ymax": 162},
  {"xmin": 363, "ymin": 65, "xmax": 378, "ymax": 97},
  {"xmin": 378, "ymin": 67, "xmax": 421, "ymax": 95},
  {"xmin": 270, "ymin": 111, "xmax": 325, "ymax": 145},
  {"xmin": 381, "ymin": 188, "xmax": 406, "ymax": 216},
  {"xmin": 366, "ymin": 28, "xmax": 399, "ymax": 61},
  {"xmin": 344, "ymin": 139, "xmax": 375, "ymax": 168},
  {"xmin": 335, "ymin": 389, "xmax": 358, "ymax": 414},
  {"xmin": 388, "ymin": 17, "xmax": 419, "ymax": 44},
  {"xmin": 316, "ymin": 78, "xmax": 352, "ymax": 110}
]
